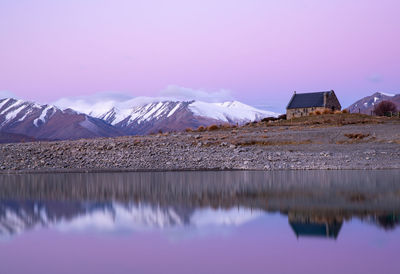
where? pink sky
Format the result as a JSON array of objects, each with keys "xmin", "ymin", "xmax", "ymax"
[{"xmin": 0, "ymin": 0, "xmax": 399, "ymax": 112}]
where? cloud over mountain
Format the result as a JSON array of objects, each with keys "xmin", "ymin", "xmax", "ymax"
[
  {"xmin": 159, "ymin": 85, "xmax": 233, "ymax": 103},
  {"xmin": 0, "ymin": 90, "xmax": 18, "ymax": 99},
  {"xmin": 53, "ymin": 86, "xmax": 235, "ymax": 117}
]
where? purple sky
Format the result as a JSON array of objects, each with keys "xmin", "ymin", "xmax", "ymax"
[{"xmin": 0, "ymin": 0, "xmax": 399, "ymax": 111}]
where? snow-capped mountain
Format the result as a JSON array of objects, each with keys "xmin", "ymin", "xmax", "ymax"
[
  {"xmin": 347, "ymin": 92, "xmax": 400, "ymax": 114},
  {"xmin": 0, "ymin": 98, "xmax": 123, "ymax": 141},
  {"xmin": 189, "ymin": 100, "xmax": 277, "ymax": 123},
  {"xmin": 58, "ymin": 99, "xmax": 279, "ymax": 135}
]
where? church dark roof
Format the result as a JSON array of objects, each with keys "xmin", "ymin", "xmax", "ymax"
[{"xmin": 287, "ymin": 91, "xmax": 332, "ymax": 109}]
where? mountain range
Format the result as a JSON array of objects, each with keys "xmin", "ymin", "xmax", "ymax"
[
  {"xmin": 0, "ymin": 97, "xmax": 278, "ymax": 142},
  {"xmin": 93, "ymin": 100, "xmax": 277, "ymax": 135}
]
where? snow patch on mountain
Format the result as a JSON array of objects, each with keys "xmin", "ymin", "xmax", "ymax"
[
  {"xmin": 167, "ymin": 102, "xmax": 182, "ymax": 117},
  {"xmin": 3, "ymin": 104, "xmax": 27, "ymax": 126},
  {"xmin": 0, "ymin": 99, "xmax": 24, "ymax": 115},
  {"xmin": 0, "ymin": 98, "xmax": 11, "ymax": 110},
  {"xmin": 17, "ymin": 108, "xmax": 33, "ymax": 122},
  {"xmin": 119, "ymin": 101, "xmax": 185, "ymax": 126},
  {"xmin": 33, "ymin": 105, "xmax": 56, "ymax": 127},
  {"xmin": 380, "ymin": 92, "xmax": 395, "ymax": 97},
  {"xmin": 189, "ymin": 101, "xmax": 278, "ymax": 123}
]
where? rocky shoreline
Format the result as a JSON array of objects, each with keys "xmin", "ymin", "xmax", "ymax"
[{"xmin": 1, "ymin": 121, "xmax": 400, "ymax": 173}]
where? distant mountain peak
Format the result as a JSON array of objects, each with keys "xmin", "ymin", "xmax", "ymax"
[
  {"xmin": 376, "ymin": 91, "xmax": 395, "ymax": 97},
  {"xmin": 347, "ymin": 92, "xmax": 399, "ymax": 114}
]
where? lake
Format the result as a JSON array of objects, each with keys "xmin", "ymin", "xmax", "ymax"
[{"xmin": 0, "ymin": 170, "xmax": 399, "ymax": 274}]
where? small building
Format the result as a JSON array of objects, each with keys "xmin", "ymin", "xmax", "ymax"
[{"xmin": 286, "ymin": 90, "xmax": 341, "ymax": 119}]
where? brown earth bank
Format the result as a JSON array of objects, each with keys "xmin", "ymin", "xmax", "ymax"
[{"xmin": 1, "ymin": 114, "xmax": 399, "ymax": 173}]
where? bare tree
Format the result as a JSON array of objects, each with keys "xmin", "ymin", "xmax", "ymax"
[{"xmin": 373, "ymin": 100, "xmax": 397, "ymax": 116}]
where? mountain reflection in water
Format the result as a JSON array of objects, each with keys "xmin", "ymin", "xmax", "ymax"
[{"xmin": 1, "ymin": 170, "xmax": 399, "ymax": 240}]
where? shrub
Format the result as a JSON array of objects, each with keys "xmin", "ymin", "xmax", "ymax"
[
  {"xmin": 207, "ymin": 124, "xmax": 219, "ymax": 131},
  {"xmin": 373, "ymin": 100, "xmax": 397, "ymax": 116},
  {"xmin": 314, "ymin": 110, "xmax": 321, "ymax": 115},
  {"xmin": 278, "ymin": 114, "xmax": 287, "ymax": 120},
  {"xmin": 344, "ymin": 133, "xmax": 370, "ymax": 139},
  {"xmin": 342, "ymin": 109, "xmax": 349, "ymax": 114},
  {"xmin": 197, "ymin": 126, "xmax": 205, "ymax": 132},
  {"xmin": 333, "ymin": 110, "xmax": 342, "ymax": 114},
  {"xmin": 220, "ymin": 124, "xmax": 232, "ymax": 129},
  {"xmin": 185, "ymin": 128, "xmax": 193, "ymax": 132},
  {"xmin": 322, "ymin": 109, "xmax": 332, "ymax": 114},
  {"xmin": 261, "ymin": 117, "xmax": 277, "ymax": 122}
]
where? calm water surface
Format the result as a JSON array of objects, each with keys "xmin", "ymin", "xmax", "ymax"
[{"xmin": 0, "ymin": 170, "xmax": 399, "ymax": 274}]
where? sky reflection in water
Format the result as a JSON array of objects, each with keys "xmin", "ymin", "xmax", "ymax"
[{"xmin": 0, "ymin": 170, "xmax": 399, "ymax": 274}]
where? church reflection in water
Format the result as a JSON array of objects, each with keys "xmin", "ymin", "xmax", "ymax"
[
  {"xmin": 0, "ymin": 170, "xmax": 399, "ymax": 239},
  {"xmin": 289, "ymin": 213, "xmax": 343, "ymax": 239}
]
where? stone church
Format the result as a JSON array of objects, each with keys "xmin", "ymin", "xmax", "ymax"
[{"xmin": 286, "ymin": 90, "xmax": 341, "ymax": 119}]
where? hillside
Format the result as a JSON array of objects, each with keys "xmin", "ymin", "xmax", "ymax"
[{"xmin": 347, "ymin": 92, "xmax": 400, "ymax": 114}]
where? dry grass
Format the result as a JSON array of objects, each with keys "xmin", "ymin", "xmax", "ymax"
[
  {"xmin": 270, "ymin": 113, "xmax": 387, "ymax": 127},
  {"xmin": 221, "ymin": 123, "xmax": 236, "ymax": 129},
  {"xmin": 344, "ymin": 133, "xmax": 370, "ymax": 139},
  {"xmin": 185, "ymin": 128, "xmax": 193, "ymax": 132},
  {"xmin": 194, "ymin": 124, "xmax": 237, "ymax": 132},
  {"xmin": 233, "ymin": 139, "xmax": 312, "ymax": 146},
  {"xmin": 322, "ymin": 109, "xmax": 333, "ymax": 114},
  {"xmin": 261, "ymin": 117, "xmax": 278, "ymax": 122},
  {"xmin": 336, "ymin": 133, "xmax": 372, "ymax": 144},
  {"xmin": 207, "ymin": 124, "xmax": 219, "ymax": 131}
]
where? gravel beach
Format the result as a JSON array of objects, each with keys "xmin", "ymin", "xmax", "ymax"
[{"xmin": 1, "ymin": 119, "xmax": 399, "ymax": 173}]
